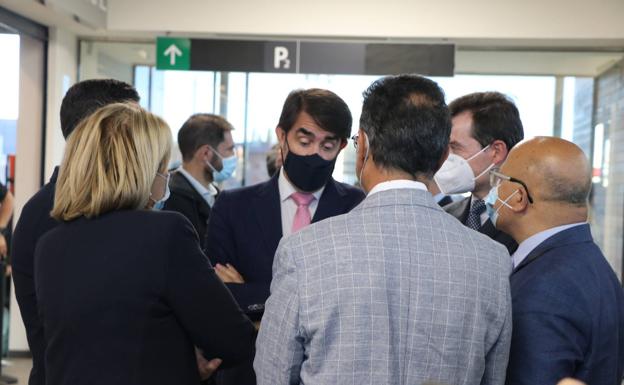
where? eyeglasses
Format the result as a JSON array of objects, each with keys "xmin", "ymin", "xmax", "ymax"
[
  {"xmin": 351, "ymin": 135, "xmax": 359, "ymax": 150},
  {"xmin": 489, "ymin": 169, "xmax": 534, "ymax": 204}
]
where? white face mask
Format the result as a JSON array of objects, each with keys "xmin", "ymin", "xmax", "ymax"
[{"xmin": 433, "ymin": 145, "xmax": 493, "ymax": 195}]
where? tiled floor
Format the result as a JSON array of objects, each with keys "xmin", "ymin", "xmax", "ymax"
[{"xmin": 0, "ymin": 358, "xmax": 31, "ymax": 384}]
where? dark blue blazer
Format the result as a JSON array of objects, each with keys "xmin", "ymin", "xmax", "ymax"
[
  {"xmin": 11, "ymin": 167, "xmax": 59, "ymax": 385},
  {"xmin": 507, "ymin": 224, "xmax": 624, "ymax": 385},
  {"xmin": 35, "ymin": 210, "xmax": 256, "ymax": 385},
  {"xmin": 205, "ymin": 172, "xmax": 365, "ymax": 319}
]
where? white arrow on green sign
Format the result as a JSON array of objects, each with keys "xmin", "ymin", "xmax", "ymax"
[{"xmin": 156, "ymin": 37, "xmax": 191, "ymax": 70}]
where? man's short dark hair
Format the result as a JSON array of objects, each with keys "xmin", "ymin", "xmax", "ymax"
[
  {"xmin": 360, "ymin": 74, "xmax": 451, "ymax": 178},
  {"xmin": 277, "ymin": 89, "xmax": 352, "ymax": 140},
  {"xmin": 178, "ymin": 114, "xmax": 234, "ymax": 162},
  {"xmin": 449, "ymin": 92, "xmax": 524, "ymax": 151},
  {"xmin": 60, "ymin": 79, "xmax": 140, "ymax": 139}
]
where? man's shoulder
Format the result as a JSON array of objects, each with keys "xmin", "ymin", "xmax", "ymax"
[
  {"xmin": 216, "ymin": 178, "xmax": 275, "ymax": 203},
  {"xmin": 330, "ymin": 179, "xmax": 366, "ymax": 200},
  {"xmin": 168, "ymin": 171, "xmax": 197, "ymax": 198},
  {"xmin": 20, "ymin": 182, "xmax": 56, "ymax": 221}
]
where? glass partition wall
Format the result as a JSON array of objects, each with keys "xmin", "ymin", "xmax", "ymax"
[{"xmin": 80, "ymin": 40, "xmax": 624, "ymax": 279}]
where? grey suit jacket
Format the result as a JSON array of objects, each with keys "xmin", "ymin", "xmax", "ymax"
[{"xmin": 254, "ymin": 187, "xmax": 512, "ymax": 385}]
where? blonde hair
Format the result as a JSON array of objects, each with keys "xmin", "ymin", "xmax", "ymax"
[{"xmin": 52, "ymin": 103, "xmax": 172, "ymax": 221}]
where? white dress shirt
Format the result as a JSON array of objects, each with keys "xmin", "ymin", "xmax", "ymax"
[
  {"xmin": 177, "ymin": 167, "xmax": 218, "ymax": 207},
  {"xmin": 511, "ymin": 222, "xmax": 586, "ymax": 268},
  {"xmin": 278, "ymin": 169, "xmax": 325, "ymax": 237},
  {"xmin": 368, "ymin": 179, "xmax": 428, "ymax": 195}
]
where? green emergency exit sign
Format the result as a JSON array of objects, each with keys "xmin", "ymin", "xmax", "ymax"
[{"xmin": 156, "ymin": 37, "xmax": 191, "ymax": 70}]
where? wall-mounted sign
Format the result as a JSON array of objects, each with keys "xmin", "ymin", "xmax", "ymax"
[{"xmin": 156, "ymin": 37, "xmax": 454, "ymax": 76}]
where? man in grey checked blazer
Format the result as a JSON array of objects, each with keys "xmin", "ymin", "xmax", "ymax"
[{"xmin": 255, "ymin": 75, "xmax": 513, "ymax": 385}]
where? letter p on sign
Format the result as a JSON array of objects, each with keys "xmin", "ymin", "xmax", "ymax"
[{"xmin": 274, "ymin": 46, "xmax": 291, "ymax": 69}]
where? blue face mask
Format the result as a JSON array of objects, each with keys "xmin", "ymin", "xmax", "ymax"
[
  {"xmin": 151, "ymin": 173, "xmax": 171, "ymax": 211},
  {"xmin": 207, "ymin": 147, "xmax": 237, "ymax": 183},
  {"xmin": 485, "ymin": 186, "xmax": 518, "ymax": 227}
]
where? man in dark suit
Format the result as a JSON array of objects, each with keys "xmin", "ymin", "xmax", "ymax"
[
  {"xmin": 436, "ymin": 92, "xmax": 523, "ymax": 254},
  {"xmin": 164, "ymin": 114, "xmax": 236, "ymax": 251},
  {"xmin": 11, "ymin": 79, "xmax": 140, "ymax": 385},
  {"xmin": 205, "ymin": 88, "xmax": 365, "ymax": 385},
  {"xmin": 488, "ymin": 137, "xmax": 624, "ymax": 385}
]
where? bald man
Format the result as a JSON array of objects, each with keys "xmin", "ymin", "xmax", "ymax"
[{"xmin": 485, "ymin": 137, "xmax": 624, "ymax": 385}]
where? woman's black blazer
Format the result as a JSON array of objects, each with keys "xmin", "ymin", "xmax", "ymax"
[{"xmin": 34, "ymin": 209, "xmax": 255, "ymax": 385}]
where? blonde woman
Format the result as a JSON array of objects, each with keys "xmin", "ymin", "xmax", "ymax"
[{"xmin": 34, "ymin": 103, "xmax": 255, "ymax": 385}]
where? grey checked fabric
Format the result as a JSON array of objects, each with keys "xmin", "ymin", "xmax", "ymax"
[
  {"xmin": 254, "ymin": 188, "xmax": 512, "ymax": 385},
  {"xmin": 466, "ymin": 199, "xmax": 486, "ymax": 230}
]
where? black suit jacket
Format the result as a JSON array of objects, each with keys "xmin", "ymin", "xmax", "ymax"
[
  {"xmin": 507, "ymin": 224, "xmax": 624, "ymax": 385},
  {"xmin": 11, "ymin": 167, "xmax": 59, "ymax": 385},
  {"xmin": 444, "ymin": 195, "xmax": 518, "ymax": 254},
  {"xmin": 164, "ymin": 171, "xmax": 214, "ymax": 251},
  {"xmin": 206, "ymin": 172, "xmax": 365, "ymax": 319},
  {"xmin": 35, "ymin": 210, "xmax": 256, "ymax": 385}
]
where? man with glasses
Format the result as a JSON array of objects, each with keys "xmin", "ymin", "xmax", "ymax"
[
  {"xmin": 206, "ymin": 88, "xmax": 365, "ymax": 385},
  {"xmin": 487, "ymin": 136, "xmax": 624, "ymax": 385},
  {"xmin": 435, "ymin": 92, "xmax": 524, "ymax": 254}
]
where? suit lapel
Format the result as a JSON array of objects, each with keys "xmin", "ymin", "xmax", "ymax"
[
  {"xmin": 479, "ymin": 219, "xmax": 499, "ymax": 238},
  {"xmin": 512, "ymin": 224, "xmax": 593, "ymax": 274},
  {"xmin": 452, "ymin": 197, "xmax": 471, "ymax": 224},
  {"xmin": 312, "ymin": 178, "xmax": 342, "ymax": 223},
  {"xmin": 252, "ymin": 175, "xmax": 283, "ymax": 255}
]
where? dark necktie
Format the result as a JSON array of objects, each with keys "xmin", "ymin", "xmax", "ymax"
[{"xmin": 466, "ymin": 199, "xmax": 485, "ymax": 230}]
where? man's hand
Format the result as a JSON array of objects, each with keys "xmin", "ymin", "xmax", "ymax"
[
  {"xmin": 215, "ymin": 263, "xmax": 245, "ymax": 283},
  {"xmin": 0, "ymin": 234, "xmax": 7, "ymax": 258},
  {"xmin": 195, "ymin": 348, "xmax": 222, "ymax": 381}
]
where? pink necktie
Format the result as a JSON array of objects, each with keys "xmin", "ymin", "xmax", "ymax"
[{"xmin": 291, "ymin": 192, "xmax": 315, "ymax": 233}]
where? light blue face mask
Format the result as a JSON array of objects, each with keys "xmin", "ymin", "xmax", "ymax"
[
  {"xmin": 151, "ymin": 173, "xmax": 171, "ymax": 211},
  {"xmin": 207, "ymin": 147, "xmax": 237, "ymax": 183},
  {"xmin": 485, "ymin": 186, "xmax": 518, "ymax": 227}
]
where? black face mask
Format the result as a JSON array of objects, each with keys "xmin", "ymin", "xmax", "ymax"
[{"xmin": 282, "ymin": 142, "xmax": 336, "ymax": 192}]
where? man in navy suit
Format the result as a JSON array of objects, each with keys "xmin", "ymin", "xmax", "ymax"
[
  {"xmin": 205, "ymin": 88, "xmax": 365, "ymax": 385},
  {"xmin": 486, "ymin": 136, "xmax": 624, "ymax": 385}
]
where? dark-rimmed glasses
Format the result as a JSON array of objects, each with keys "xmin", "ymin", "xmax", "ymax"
[
  {"xmin": 351, "ymin": 135, "xmax": 359, "ymax": 150},
  {"xmin": 489, "ymin": 169, "xmax": 534, "ymax": 204}
]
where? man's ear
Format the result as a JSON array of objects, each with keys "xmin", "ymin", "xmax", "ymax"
[
  {"xmin": 339, "ymin": 138, "xmax": 348, "ymax": 150},
  {"xmin": 195, "ymin": 144, "xmax": 212, "ymax": 162},
  {"xmin": 491, "ymin": 140, "xmax": 509, "ymax": 166},
  {"xmin": 275, "ymin": 126, "xmax": 286, "ymax": 144},
  {"xmin": 509, "ymin": 187, "xmax": 530, "ymax": 213}
]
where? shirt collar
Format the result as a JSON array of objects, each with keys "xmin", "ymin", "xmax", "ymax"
[
  {"xmin": 512, "ymin": 222, "xmax": 586, "ymax": 268},
  {"xmin": 177, "ymin": 166, "xmax": 218, "ymax": 198},
  {"xmin": 368, "ymin": 180, "xmax": 428, "ymax": 196},
  {"xmin": 433, "ymin": 192, "xmax": 447, "ymax": 203},
  {"xmin": 278, "ymin": 168, "xmax": 324, "ymax": 202}
]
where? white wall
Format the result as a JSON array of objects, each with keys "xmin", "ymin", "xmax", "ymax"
[
  {"xmin": 107, "ymin": 0, "xmax": 624, "ymax": 46},
  {"xmin": 10, "ymin": 33, "xmax": 46, "ymax": 352},
  {"xmin": 8, "ymin": 26, "xmax": 76, "ymax": 353},
  {"xmin": 44, "ymin": 27, "xmax": 77, "ymax": 179}
]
